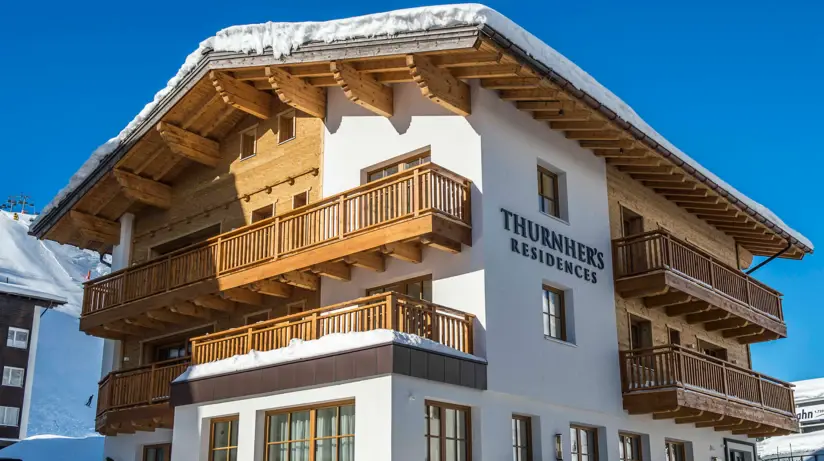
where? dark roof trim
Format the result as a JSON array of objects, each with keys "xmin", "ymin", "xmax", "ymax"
[
  {"xmin": 477, "ymin": 24, "xmax": 812, "ymax": 255},
  {"xmin": 29, "ymin": 26, "xmax": 482, "ymax": 239}
]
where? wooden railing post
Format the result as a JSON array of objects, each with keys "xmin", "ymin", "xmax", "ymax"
[
  {"xmin": 246, "ymin": 327, "xmax": 253, "ymax": 354},
  {"xmin": 413, "ymin": 169, "xmax": 421, "ymax": 216},
  {"xmin": 386, "ymin": 293, "xmax": 397, "ymax": 331},
  {"xmin": 662, "ymin": 233, "xmax": 671, "ymax": 269},
  {"xmin": 337, "ymin": 196, "xmax": 346, "ymax": 239},
  {"xmin": 722, "ymin": 362, "xmax": 729, "ymax": 401},
  {"xmin": 745, "ymin": 280, "xmax": 753, "ymax": 308},
  {"xmin": 758, "ymin": 378, "xmax": 765, "ymax": 408}
]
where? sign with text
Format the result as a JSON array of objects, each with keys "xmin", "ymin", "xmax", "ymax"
[
  {"xmin": 798, "ymin": 403, "xmax": 824, "ymax": 424},
  {"xmin": 501, "ymin": 208, "xmax": 605, "ymax": 284}
]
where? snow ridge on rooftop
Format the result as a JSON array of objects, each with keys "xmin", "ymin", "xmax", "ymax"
[{"xmin": 35, "ymin": 4, "xmax": 812, "ymax": 250}]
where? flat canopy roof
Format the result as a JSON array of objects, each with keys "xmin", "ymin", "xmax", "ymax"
[
  {"xmin": 0, "ymin": 281, "xmax": 68, "ymax": 305},
  {"xmin": 29, "ymin": 4, "xmax": 813, "ymax": 258}
]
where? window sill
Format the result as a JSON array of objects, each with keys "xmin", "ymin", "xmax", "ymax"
[
  {"xmin": 1, "ymin": 384, "xmax": 22, "ymax": 388},
  {"xmin": 540, "ymin": 211, "xmax": 570, "ymax": 226},
  {"xmin": 543, "ymin": 335, "xmax": 576, "ymax": 348},
  {"xmin": 278, "ymin": 136, "xmax": 296, "ymax": 146},
  {"xmin": 239, "ymin": 153, "xmax": 258, "ymax": 162},
  {"xmin": 6, "ymin": 345, "xmax": 27, "ymax": 350}
]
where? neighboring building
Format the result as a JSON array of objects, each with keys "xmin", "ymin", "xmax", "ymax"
[
  {"xmin": 0, "ymin": 282, "xmax": 66, "ymax": 447},
  {"xmin": 758, "ymin": 379, "xmax": 824, "ymax": 460},
  {"xmin": 28, "ymin": 5, "xmax": 813, "ymax": 461}
]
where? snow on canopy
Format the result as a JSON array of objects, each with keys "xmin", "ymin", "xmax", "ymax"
[
  {"xmin": 0, "ymin": 211, "xmax": 109, "ymax": 317},
  {"xmin": 794, "ymin": 377, "xmax": 824, "ymax": 403},
  {"xmin": 34, "ymin": 3, "xmax": 812, "ymax": 251}
]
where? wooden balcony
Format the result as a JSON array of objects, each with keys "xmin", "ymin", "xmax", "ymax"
[
  {"xmin": 191, "ymin": 292, "xmax": 475, "ymax": 364},
  {"xmin": 612, "ymin": 230, "xmax": 785, "ymax": 344},
  {"xmin": 96, "ymin": 357, "xmax": 190, "ymax": 436},
  {"xmin": 620, "ymin": 345, "xmax": 797, "ymax": 437},
  {"xmin": 80, "ymin": 163, "xmax": 472, "ymax": 335}
]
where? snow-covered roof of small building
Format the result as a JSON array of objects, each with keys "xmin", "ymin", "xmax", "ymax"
[
  {"xmin": 0, "ymin": 281, "xmax": 67, "ymax": 305},
  {"xmin": 32, "ymin": 4, "xmax": 812, "ymax": 252},
  {"xmin": 0, "ymin": 211, "xmax": 109, "ymax": 317},
  {"xmin": 759, "ymin": 430, "xmax": 824, "ymax": 458},
  {"xmin": 794, "ymin": 378, "xmax": 824, "ymax": 403}
]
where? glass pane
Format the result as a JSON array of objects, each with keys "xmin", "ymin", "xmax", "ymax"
[
  {"xmin": 446, "ymin": 439, "xmax": 456, "ymax": 461},
  {"xmin": 570, "ymin": 428, "xmax": 578, "ymax": 454},
  {"xmin": 229, "ymin": 448, "xmax": 237, "ymax": 461},
  {"xmin": 316, "ymin": 407, "xmax": 337, "ymax": 437},
  {"xmin": 268, "ymin": 443, "xmax": 288, "ymax": 461},
  {"xmin": 619, "ymin": 437, "xmax": 625, "ymax": 460},
  {"xmin": 213, "ymin": 422, "xmax": 230, "ymax": 448},
  {"xmin": 315, "ymin": 438, "xmax": 335, "ymax": 461},
  {"xmin": 146, "ymin": 448, "xmax": 158, "ymax": 461},
  {"xmin": 340, "ymin": 405, "xmax": 356, "ymax": 435},
  {"xmin": 547, "ymin": 291, "xmax": 560, "ymax": 315},
  {"xmin": 242, "ymin": 133, "xmax": 255, "ymax": 157},
  {"xmin": 212, "ymin": 450, "xmax": 228, "ymax": 461},
  {"xmin": 429, "ymin": 438, "xmax": 440, "ymax": 460},
  {"xmin": 6, "ymin": 331, "xmax": 12, "ymax": 342},
  {"xmin": 511, "ymin": 418, "xmax": 517, "ymax": 445},
  {"xmin": 517, "ymin": 419, "xmax": 526, "ymax": 445},
  {"xmin": 407, "ymin": 282, "xmax": 422, "ymax": 300},
  {"xmin": 513, "ymin": 446, "xmax": 519, "ymax": 461},
  {"xmin": 292, "ymin": 411, "xmax": 310, "ymax": 440},
  {"xmin": 542, "ymin": 313, "xmax": 550, "ymax": 336},
  {"xmin": 518, "ymin": 447, "xmax": 528, "ymax": 461},
  {"xmin": 428, "ymin": 406, "xmax": 440, "ymax": 436},
  {"xmin": 542, "ymin": 174, "xmax": 556, "ymax": 198},
  {"xmin": 549, "ymin": 316, "xmax": 558, "ymax": 338},
  {"xmin": 340, "ymin": 436, "xmax": 355, "ymax": 461},
  {"xmin": 291, "ymin": 441, "xmax": 310, "ymax": 461},
  {"xmin": 386, "ymin": 165, "xmax": 399, "ymax": 176},
  {"xmin": 458, "ymin": 440, "xmax": 467, "ymax": 461},
  {"xmin": 268, "ymin": 414, "xmax": 289, "ymax": 443},
  {"xmin": 422, "ymin": 279, "xmax": 432, "ymax": 302},
  {"xmin": 230, "ymin": 420, "xmax": 239, "ymax": 446},
  {"xmin": 445, "ymin": 409, "xmax": 456, "ymax": 438},
  {"xmin": 456, "ymin": 410, "xmax": 466, "ymax": 439}
]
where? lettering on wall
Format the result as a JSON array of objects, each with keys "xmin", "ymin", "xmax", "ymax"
[
  {"xmin": 501, "ymin": 208, "xmax": 605, "ymax": 284},
  {"xmin": 798, "ymin": 404, "xmax": 824, "ymax": 424}
]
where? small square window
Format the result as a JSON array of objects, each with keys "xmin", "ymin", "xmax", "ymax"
[
  {"xmin": 293, "ymin": 191, "xmax": 309, "ymax": 209},
  {"xmin": 278, "ymin": 110, "xmax": 296, "ymax": 144},
  {"xmin": 542, "ymin": 286, "xmax": 566, "ymax": 341},
  {"xmin": 665, "ymin": 440, "xmax": 686, "ymax": 461},
  {"xmin": 240, "ymin": 126, "xmax": 257, "ymax": 160},
  {"xmin": 143, "ymin": 443, "xmax": 171, "ymax": 461},
  {"xmin": 571, "ymin": 426, "xmax": 598, "ymax": 461},
  {"xmin": 251, "ymin": 204, "xmax": 275, "ymax": 223},
  {"xmin": 619, "ymin": 433, "xmax": 642, "ymax": 461},
  {"xmin": 2, "ymin": 367, "xmax": 24, "ymax": 387},
  {"xmin": 0, "ymin": 406, "xmax": 19, "ymax": 427},
  {"xmin": 7, "ymin": 327, "xmax": 28, "ymax": 349}
]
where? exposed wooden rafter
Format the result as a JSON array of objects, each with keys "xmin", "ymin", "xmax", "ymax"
[
  {"xmin": 113, "ymin": 170, "xmax": 172, "ymax": 209},
  {"xmin": 210, "ymin": 71, "xmax": 273, "ymax": 119},
  {"xmin": 265, "ymin": 67, "xmax": 327, "ymax": 118},
  {"xmin": 330, "ymin": 61, "xmax": 393, "ymax": 117},
  {"xmin": 69, "ymin": 210, "xmax": 120, "ymax": 246},
  {"xmin": 156, "ymin": 121, "xmax": 221, "ymax": 167},
  {"xmin": 407, "ymin": 54, "xmax": 470, "ymax": 116}
]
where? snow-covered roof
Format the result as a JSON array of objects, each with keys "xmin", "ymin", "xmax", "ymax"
[
  {"xmin": 0, "ymin": 211, "xmax": 109, "ymax": 317},
  {"xmin": 175, "ymin": 329, "xmax": 484, "ymax": 383},
  {"xmin": 794, "ymin": 378, "xmax": 824, "ymax": 403},
  {"xmin": 759, "ymin": 430, "xmax": 824, "ymax": 458},
  {"xmin": 34, "ymin": 4, "xmax": 812, "ymax": 252},
  {"xmin": 0, "ymin": 281, "xmax": 67, "ymax": 305}
]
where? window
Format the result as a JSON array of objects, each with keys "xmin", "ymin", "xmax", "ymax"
[
  {"xmin": 665, "ymin": 441, "xmax": 686, "ymax": 461},
  {"xmin": 210, "ymin": 417, "xmax": 238, "ymax": 461},
  {"xmin": 240, "ymin": 125, "xmax": 257, "ymax": 160},
  {"xmin": 570, "ymin": 426, "xmax": 597, "ymax": 461},
  {"xmin": 154, "ymin": 342, "xmax": 189, "ymax": 362},
  {"xmin": 367, "ymin": 275, "xmax": 432, "ymax": 302},
  {"xmin": 287, "ymin": 300, "xmax": 307, "ymax": 315},
  {"xmin": 542, "ymin": 286, "xmax": 566, "ymax": 341},
  {"xmin": 367, "ymin": 152, "xmax": 431, "ymax": 182},
  {"xmin": 512, "ymin": 416, "xmax": 532, "ymax": 461},
  {"xmin": 150, "ymin": 224, "xmax": 222, "ymax": 258},
  {"xmin": 629, "ymin": 316, "xmax": 652, "ymax": 349},
  {"xmin": 265, "ymin": 402, "xmax": 355, "ymax": 461},
  {"xmin": 246, "ymin": 311, "xmax": 270, "ymax": 325},
  {"xmin": 426, "ymin": 401, "xmax": 470, "ymax": 461},
  {"xmin": 143, "ymin": 443, "xmax": 171, "ymax": 461},
  {"xmin": 537, "ymin": 166, "xmax": 560, "ymax": 218},
  {"xmin": 278, "ymin": 110, "xmax": 296, "ymax": 144},
  {"xmin": 0, "ymin": 407, "xmax": 19, "ymax": 427},
  {"xmin": 2, "ymin": 367, "xmax": 24, "ymax": 387},
  {"xmin": 252, "ymin": 204, "xmax": 276, "ymax": 223},
  {"xmin": 7, "ymin": 327, "xmax": 28, "ymax": 349},
  {"xmin": 668, "ymin": 328, "xmax": 681, "ymax": 346},
  {"xmin": 698, "ymin": 340, "xmax": 728, "ymax": 361},
  {"xmin": 618, "ymin": 433, "xmax": 641, "ymax": 461},
  {"xmin": 620, "ymin": 207, "xmax": 644, "ymax": 237},
  {"xmin": 293, "ymin": 191, "xmax": 309, "ymax": 209}
]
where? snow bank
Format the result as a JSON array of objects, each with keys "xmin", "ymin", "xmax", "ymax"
[
  {"xmin": 0, "ymin": 434, "xmax": 102, "ymax": 461},
  {"xmin": 794, "ymin": 378, "xmax": 824, "ymax": 403},
  {"xmin": 758, "ymin": 431, "xmax": 824, "ymax": 458},
  {"xmin": 175, "ymin": 329, "xmax": 483, "ymax": 382},
  {"xmin": 35, "ymin": 4, "xmax": 811, "ymax": 250},
  {"xmin": 0, "ymin": 211, "xmax": 109, "ymax": 317}
]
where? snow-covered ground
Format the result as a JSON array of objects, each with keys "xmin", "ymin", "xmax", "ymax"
[
  {"xmin": 0, "ymin": 434, "xmax": 102, "ymax": 461},
  {"xmin": 0, "ymin": 210, "xmax": 106, "ymax": 438},
  {"xmin": 759, "ymin": 431, "xmax": 824, "ymax": 459}
]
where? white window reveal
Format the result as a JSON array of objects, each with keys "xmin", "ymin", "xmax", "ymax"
[
  {"xmin": 2, "ymin": 367, "xmax": 24, "ymax": 387},
  {"xmin": 278, "ymin": 109, "xmax": 296, "ymax": 144},
  {"xmin": 7, "ymin": 327, "xmax": 29, "ymax": 349},
  {"xmin": 0, "ymin": 406, "xmax": 19, "ymax": 427},
  {"xmin": 239, "ymin": 125, "xmax": 258, "ymax": 160}
]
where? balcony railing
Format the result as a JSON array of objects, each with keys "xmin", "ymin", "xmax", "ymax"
[
  {"xmin": 97, "ymin": 356, "xmax": 191, "ymax": 417},
  {"xmin": 82, "ymin": 163, "xmax": 471, "ymax": 316},
  {"xmin": 190, "ymin": 292, "xmax": 475, "ymax": 365},
  {"xmin": 620, "ymin": 345, "xmax": 795, "ymax": 415},
  {"xmin": 612, "ymin": 230, "xmax": 783, "ymax": 320}
]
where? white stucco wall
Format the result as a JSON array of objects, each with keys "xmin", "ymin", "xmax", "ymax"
[{"xmin": 104, "ymin": 429, "xmax": 172, "ymax": 461}]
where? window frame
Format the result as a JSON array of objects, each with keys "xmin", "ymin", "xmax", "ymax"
[
  {"xmin": 665, "ymin": 440, "xmax": 686, "ymax": 461},
  {"xmin": 0, "ymin": 406, "xmax": 19, "ymax": 427},
  {"xmin": 425, "ymin": 400, "xmax": 471, "ymax": 461},
  {"xmin": 628, "ymin": 315, "xmax": 653, "ymax": 350},
  {"xmin": 2, "ymin": 366, "xmax": 25, "ymax": 388},
  {"xmin": 292, "ymin": 190, "xmax": 309, "ymax": 210},
  {"xmin": 618, "ymin": 432, "xmax": 642, "ymax": 461},
  {"xmin": 143, "ymin": 443, "xmax": 172, "ymax": 461},
  {"xmin": 570, "ymin": 425, "xmax": 598, "ymax": 461},
  {"xmin": 239, "ymin": 124, "xmax": 258, "ymax": 160},
  {"xmin": 367, "ymin": 274, "xmax": 433, "ymax": 302},
  {"xmin": 7, "ymin": 327, "xmax": 29, "ymax": 349},
  {"xmin": 252, "ymin": 203, "xmax": 276, "ymax": 223},
  {"xmin": 537, "ymin": 166, "xmax": 561, "ymax": 218},
  {"xmin": 209, "ymin": 415, "xmax": 239, "ymax": 461},
  {"xmin": 366, "ymin": 151, "xmax": 432, "ymax": 183},
  {"xmin": 277, "ymin": 109, "xmax": 297, "ymax": 145},
  {"xmin": 542, "ymin": 285, "xmax": 567, "ymax": 342},
  {"xmin": 263, "ymin": 399, "xmax": 355, "ymax": 461},
  {"xmin": 512, "ymin": 415, "xmax": 532, "ymax": 461}
]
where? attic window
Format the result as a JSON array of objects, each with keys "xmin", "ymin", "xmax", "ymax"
[
  {"xmin": 293, "ymin": 191, "xmax": 309, "ymax": 209},
  {"xmin": 252, "ymin": 204, "xmax": 275, "ymax": 223},
  {"xmin": 278, "ymin": 110, "xmax": 296, "ymax": 144},
  {"xmin": 240, "ymin": 125, "xmax": 257, "ymax": 160}
]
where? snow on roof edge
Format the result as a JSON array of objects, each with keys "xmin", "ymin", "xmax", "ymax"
[
  {"xmin": 34, "ymin": 4, "xmax": 813, "ymax": 251},
  {"xmin": 0, "ymin": 281, "xmax": 68, "ymax": 304}
]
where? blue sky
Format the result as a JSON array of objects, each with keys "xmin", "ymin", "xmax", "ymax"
[{"xmin": 1, "ymin": 1, "xmax": 821, "ymax": 380}]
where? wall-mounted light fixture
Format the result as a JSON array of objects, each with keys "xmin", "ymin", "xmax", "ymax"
[{"xmin": 555, "ymin": 433, "xmax": 563, "ymax": 461}]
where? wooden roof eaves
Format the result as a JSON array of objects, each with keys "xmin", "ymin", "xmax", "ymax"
[
  {"xmin": 29, "ymin": 25, "xmax": 484, "ymax": 240},
  {"xmin": 476, "ymin": 24, "xmax": 813, "ymax": 257}
]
